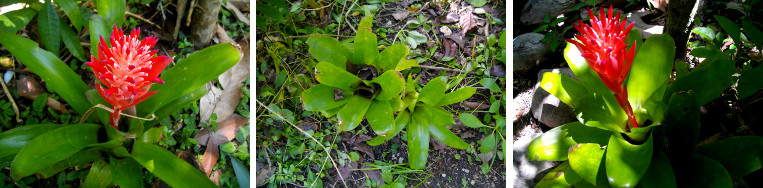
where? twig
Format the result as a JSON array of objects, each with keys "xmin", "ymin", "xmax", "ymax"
[
  {"xmin": 125, "ymin": 11, "xmax": 162, "ymax": 30},
  {"xmin": 418, "ymin": 65, "xmax": 479, "ymax": 75},
  {"xmin": 185, "ymin": 0, "xmax": 197, "ymax": 27},
  {"xmin": 0, "ymin": 78, "xmax": 21, "ymax": 123},
  {"xmin": 173, "ymin": 0, "xmax": 188, "ymax": 41},
  {"xmin": 79, "ymin": 104, "xmax": 156, "ymax": 124},
  {"xmin": 224, "ymin": 1, "xmax": 249, "ymax": 25},
  {"xmin": 256, "ymin": 100, "xmax": 348, "ymax": 188}
]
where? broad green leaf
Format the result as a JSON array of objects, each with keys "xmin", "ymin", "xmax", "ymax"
[
  {"xmin": 420, "ymin": 105, "xmax": 455, "ymax": 127},
  {"xmin": 367, "ymin": 110, "xmax": 410, "ymax": 146},
  {"xmin": 429, "ymin": 122, "xmax": 470, "ymax": 149},
  {"xmin": 689, "ymin": 46, "xmax": 718, "ymax": 58},
  {"xmin": 0, "ymin": 124, "xmax": 60, "ymax": 161},
  {"xmin": 39, "ymin": 1, "xmax": 61, "ymax": 57},
  {"xmin": 89, "ymin": 14, "xmax": 110, "ymax": 59},
  {"xmin": 230, "ymin": 156, "xmax": 250, "ymax": 188},
  {"xmin": 39, "ymin": 148, "xmax": 102, "ymax": 178},
  {"xmin": 663, "ymin": 92, "xmax": 699, "ymax": 155},
  {"xmin": 314, "ymin": 62, "xmax": 362, "ymax": 92},
  {"xmin": 389, "ymin": 96, "xmax": 405, "ymax": 112},
  {"xmin": 540, "ymin": 72, "xmax": 589, "ymax": 108},
  {"xmin": 301, "ymin": 84, "xmax": 349, "ymax": 112},
  {"xmin": 86, "ymin": 89, "xmax": 110, "ymax": 125},
  {"xmin": 96, "ymin": 0, "xmax": 125, "ymax": 27},
  {"xmin": 575, "ymin": 94, "xmax": 628, "ymax": 133},
  {"xmin": 131, "ymin": 142, "xmax": 216, "ymax": 187},
  {"xmin": 458, "ymin": 113, "xmax": 486, "ymax": 128},
  {"xmin": 395, "ymin": 59, "xmax": 418, "ymax": 71},
  {"xmin": 337, "ymin": 95, "xmax": 372, "ymax": 131},
  {"xmin": 479, "ymin": 78, "xmax": 501, "ymax": 93},
  {"xmin": 715, "ymin": 15, "xmax": 741, "ymax": 46},
  {"xmin": 0, "ymin": 8, "xmax": 37, "ymax": 33},
  {"xmin": 55, "ymin": 0, "xmax": 84, "ymax": 31},
  {"xmin": 478, "ymin": 132, "xmax": 496, "ymax": 154},
  {"xmin": 60, "ymin": 18, "xmax": 85, "ymax": 61},
  {"xmin": 418, "ymin": 76, "xmax": 447, "ymax": 105},
  {"xmin": 83, "ymin": 160, "xmax": 113, "ymax": 188},
  {"xmin": 737, "ymin": 65, "xmax": 763, "ymax": 99},
  {"xmin": 639, "ymin": 151, "xmax": 676, "ymax": 188},
  {"xmin": 358, "ymin": 15, "xmax": 373, "ymax": 30},
  {"xmin": 695, "ymin": 136, "xmax": 763, "ymax": 179},
  {"xmin": 143, "ymin": 85, "xmax": 207, "ymax": 128},
  {"xmin": 676, "ymin": 155, "xmax": 733, "ymax": 187},
  {"xmin": 408, "ymin": 110, "xmax": 430, "ymax": 169},
  {"xmin": 535, "ymin": 161, "xmax": 583, "ymax": 187},
  {"xmin": 0, "ymin": 30, "xmax": 91, "ymax": 116},
  {"xmin": 110, "ymin": 157, "xmax": 142, "ymax": 188},
  {"xmin": 352, "ymin": 29, "xmax": 378, "ymax": 65},
  {"xmin": 367, "ymin": 100, "xmax": 395, "ymax": 135},
  {"xmin": 527, "ymin": 122, "xmax": 611, "ymax": 161},
  {"xmin": 664, "ymin": 53, "xmax": 734, "ymax": 105},
  {"xmin": 377, "ymin": 44, "xmax": 409, "ymax": 72},
  {"xmin": 568, "ymin": 143, "xmax": 605, "ymax": 185},
  {"xmin": 137, "ymin": 43, "xmax": 241, "ymax": 115},
  {"xmin": 624, "ymin": 28, "xmax": 642, "ymax": 53},
  {"xmin": 564, "ymin": 43, "xmax": 613, "ymax": 96},
  {"xmin": 605, "ymin": 130, "xmax": 653, "ymax": 188},
  {"xmin": 627, "ymin": 34, "xmax": 675, "ymax": 111},
  {"xmin": 371, "ymin": 70, "xmax": 405, "ymax": 101},
  {"xmin": 139, "ymin": 127, "xmax": 163, "ymax": 144},
  {"xmin": 256, "ymin": 4, "xmax": 283, "ymax": 22},
  {"xmin": 306, "ymin": 36, "xmax": 351, "ymax": 68},
  {"xmin": 11, "ymin": 124, "xmax": 101, "ymax": 180},
  {"xmin": 692, "ymin": 27, "xmax": 716, "ymax": 42},
  {"xmin": 743, "ymin": 21, "xmax": 763, "ymax": 51},
  {"xmin": 438, "ymin": 87, "xmax": 476, "ymax": 106}
]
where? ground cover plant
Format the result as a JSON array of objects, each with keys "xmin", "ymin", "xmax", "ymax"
[
  {"xmin": 256, "ymin": 0, "xmax": 507, "ymax": 187},
  {"xmin": 0, "ymin": 0, "xmax": 250, "ymax": 187}
]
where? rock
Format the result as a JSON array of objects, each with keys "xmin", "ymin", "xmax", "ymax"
[
  {"xmin": 531, "ymin": 68, "xmax": 578, "ymax": 128},
  {"xmin": 520, "ymin": 0, "xmax": 576, "ymax": 25},
  {"xmin": 513, "ymin": 33, "xmax": 550, "ymax": 74},
  {"xmin": 440, "ymin": 26, "xmax": 452, "ymax": 36},
  {"xmin": 513, "ymin": 124, "xmax": 561, "ymax": 188},
  {"xmin": 625, "ymin": 8, "xmax": 664, "ymax": 38}
]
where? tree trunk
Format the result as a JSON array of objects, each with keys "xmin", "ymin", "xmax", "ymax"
[
  {"xmin": 190, "ymin": 0, "xmax": 222, "ymax": 47},
  {"xmin": 664, "ymin": 0, "xmax": 705, "ymax": 61}
]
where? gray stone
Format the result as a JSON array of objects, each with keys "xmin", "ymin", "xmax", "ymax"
[
  {"xmin": 513, "ymin": 33, "xmax": 550, "ymax": 74},
  {"xmin": 512, "ymin": 124, "xmax": 560, "ymax": 188},
  {"xmin": 531, "ymin": 68, "xmax": 578, "ymax": 128},
  {"xmin": 520, "ymin": 0, "xmax": 576, "ymax": 25}
]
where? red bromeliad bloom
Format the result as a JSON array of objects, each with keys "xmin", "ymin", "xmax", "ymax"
[
  {"xmin": 86, "ymin": 26, "xmax": 172, "ymax": 129},
  {"xmin": 566, "ymin": 6, "xmax": 639, "ymax": 130}
]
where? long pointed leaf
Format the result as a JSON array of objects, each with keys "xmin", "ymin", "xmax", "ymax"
[
  {"xmin": 110, "ymin": 156, "xmax": 142, "ymax": 188},
  {"xmin": 418, "ymin": 76, "xmax": 447, "ymax": 106},
  {"xmin": 89, "ymin": 14, "xmax": 110, "ymax": 59},
  {"xmin": 627, "ymin": 34, "xmax": 675, "ymax": 110},
  {"xmin": 540, "ymin": 72, "xmax": 588, "ymax": 108},
  {"xmin": 437, "ymin": 87, "xmax": 475, "ymax": 106},
  {"xmin": 306, "ymin": 36, "xmax": 351, "ymax": 68},
  {"xmin": 83, "ymin": 159, "xmax": 113, "ymax": 188},
  {"xmin": 527, "ymin": 122, "xmax": 611, "ymax": 161},
  {"xmin": 0, "ymin": 8, "xmax": 37, "ymax": 33},
  {"xmin": 0, "ymin": 124, "xmax": 60, "ymax": 162},
  {"xmin": 38, "ymin": 1, "xmax": 61, "ymax": 57},
  {"xmin": 60, "ymin": 18, "xmax": 85, "ymax": 62},
  {"xmin": 131, "ymin": 141, "xmax": 216, "ymax": 187},
  {"xmin": 429, "ymin": 122, "xmax": 470, "ymax": 149},
  {"xmin": 10, "ymin": 124, "xmax": 101, "ymax": 180},
  {"xmin": 96, "ymin": 0, "xmax": 125, "ymax": 27},
  {"xmin": 230, "ymin": 155, "xmax": 250, "ymax": 188},
  {"xmin": 695, "ymin": 136, "xmax": 763, "ymax": 179},
  {"xmin": 38, "ymin": 148, "xmax": 102, "ymax": 178},
  {"xmin": 408, "ymin": 110, "xmax": 429, "ymax": 169},
  {"xmin": 336, "ymin": 95, "xmax": 372, "ymax": 131},
  {"xmin": 143, "ymin": 85, "xmax": 207, "ymax": 128},
  {"xmin": 55, "ymin": 0, "xmax": 84, "ymax": 31}
]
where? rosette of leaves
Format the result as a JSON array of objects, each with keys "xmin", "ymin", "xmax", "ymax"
[
  {"xmin": 364, "ymin": 75, "xmax": 475, "ymax": 170},
  {"xmin": 301, "ymin": 15, "xmax": 417, "ymax": 136}
]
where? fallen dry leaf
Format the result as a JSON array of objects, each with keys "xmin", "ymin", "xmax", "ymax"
[
  {"xmin": 194, "ymin": 114, "xmax": 249, "ymax": 176},
  {"xmin": 440, "ymin": 11, "xmax": 460, "ymax": 24},
  {"xmin": 256, "ymin": 162, "xmax": 274, "ymax": 187},
  {"xmin": 459, "ymin": 7, "xmax": 478, "ymax": 35},
  {"xmin": 392, "ymin": 10, "xmax": 409, "ymax": 20},
  {"xmin": 336, "ymin": 161, "xmax": 358, "ymax": 181},
  {"xmin": 200, "ymin": 37, "xmax": 248, "ymax": 124},
  {"xmin": 360, "ymin": 164, "xmax": 385, "ymax": 187},
  {"xmin": 442, "ymin": 38, "xmax": 459, "ymax": 60},
  {"xmin": 352, "ymin": 143, "xmax": 375, "ymax": 159}
]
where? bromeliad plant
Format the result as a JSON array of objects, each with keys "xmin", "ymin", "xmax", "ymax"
[
  {"xmin": 301, "ymin": 15, "xmax": 475, "ymax": 169},
  {"xmin": 0, "ymin": 2, "xmax": 241, "ymax": 187}
]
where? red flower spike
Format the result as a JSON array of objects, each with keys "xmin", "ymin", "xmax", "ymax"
[
  {"xmin": 86, "ymin": 26, "xmax": 173, "ymax": 129},
  {"xmin": 566, "ymin": 6, "xmax": 640, "ymax": 129}
]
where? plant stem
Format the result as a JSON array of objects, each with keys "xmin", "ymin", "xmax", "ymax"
[{"xmin": 0, "ymin": 78, "xmax": 21, "ymax": 123}]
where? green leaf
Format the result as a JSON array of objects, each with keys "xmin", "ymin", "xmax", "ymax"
[
  {"xmin": 138, "ymin": 127, "xmax": 163, "ymax": 144},
  {"xmin": 371, "ymin": 70, "xmax": 405, "ymax": 101},
  {"xmin": 695, "ymin": 136, "xmax": 763, "ymax": 179},
  {"xmin": 743, "ymin": 21, "xmax": 763, "ymax": 51},
  {"xmin": 143, "ymin": 85, "xmax": 207, "ymax": 128},
  {"xmin": 478, "ymin": 132, "xmax": 496, "ymax": 154},
  {"xmin": 575, "ymin": 94, "xmax": 628, "ymax": 133},
  {"xmin": 39, "ymin": 1, "xmax": 61, "ymax": 57},
  {"xmin": 605, "ymin": 131, "xmax": 653, "ymax": 188},
  {"xmin": 408, "ymin": 110, "xmax": 430, "ymax": 169},
  {"xmin": 438, "ymin": 87, "xmax": 475, "ymax": 106},
  {"xmin": 377, "ymin": 44, "xmax": 409, "ymax": 72},
  {"xmin": 479, "ymin": 78, "xmax": 500, "ymax": 93},
  {"xmin": 337, "ymin": 95, "xmax": 372, "ymax": 131},
  {"xmin": 624, "ymin": 28, "xmax": 643, "ymax": 53},
  {"xmin": 527, "ymin": 122, "xmax": 611, "ymax": 161},
  {"xmin": 131, "ymin": 142, "xmax": 216, "ymax": 187},
  {"xmin": 539, "ymin": 72, "xmax": 589, "ymax": 108},
  {"xmin": 405, "ymin": 31, "xmax": 427, "ymax": 48},
  {"xmin": 358, "ymin": 15, "xmax": 373, "ymax": 30},
  {"xmin": 0, "ymin": 30, "xmax": 91, "ymax": 117},
  {"xmin": 10, "ymin": 124, "xmax": 101, "ymax": 180},
  {"xmin": 498, "ymin": 30, "xmax": 506, "ymax": 49},
  {"xmin": 138, "ymin": 43, "xmax": 241, "ymax": 115},
  {"xmin": 96, "ymin": 0, "xmax": 125, "ymax": 27},
  {"xmin": 639, "ymin": 151, "xmax": 676, "ymax": 188},
  {"xmin": 257, "ymin": 4, "xmax": 283, "ymax": 22},
  {"xmin": 229, "ymin": 156, "xmax": 250, "ymax": 188},
  {"xmin": 352, "ymin": 29, "xmax": 378, "ymax": 65},
  {"xmin": 39, "ymin": 148, "xmax": 102, "ymax": 178},
  {"xmin": 458, "ymin": 113, "xmax": 485, "ymax": 128},
  {"xmin": 429, "ymin": 121, "xmax": 470, "ymax": 149},
  {"xmin": 314, "ymin": 62, "xmax": 362, "ymax": 92},
  {"xmin": 0, "ymin": 8, "xmax": 37, "ymax": 33},
  {"xmin": 568, "ymin": 143, "xmax": 605, "ymax": 185},
  {"xmin": 85, "ymin": 89, "xmax": 110, "ymax": 125},
  {"xmin": 307, "ymin": 36, "xmax": 351, "ymax": 68},
  {"xmin": 692, "ymin": 27, "xmax": 716, "ymax": 42},
  {"xmin": 535, "ymin": 161, "xmax": 583, "ymax": 187},
  {"xmin": 419, "ymin": 105, "xmax": 455, "ymax": 127},
  {"xmin": 663, "ymin": 53, "xmax": 734, "ymax": 105},
  {"xmin": 737, "ymin": 65, "xmax": 763, "ymax": 99},
  {"xmin": 564, "ymin": 42, "xmax": 616, "ymax": 99},
  {"xmin": 109, "ymin": 157, "xmax": 141, "ymax": 188},
  {"xmin": 715, "ymin": 15, "xmax": 741, "ymax": 46},
  {"xmin": 0, "ymin": 124, "xmax": 60, "ymax": 161},
  {"xmin": 689, "ymin": 46, "xmax": 718, "ymax": 58},
  {"xmin": 663, "ymin": 92, "xmax": 699, "ymax": 155},
  {"xmin": 676, "ymin": 155, "xmax": 733, "ymax": 187},
  {"xmin": 418, "ymin": 76, "xmax": 447, "ymax": 105},
  {"xmin": 83, "ymin": 160, "xmax": 113, "ymax": 188},
  {"xmin": 59, "ymin": 18, "xmax": 86, "ymax": 62},
  {"xmin": 627, "ymin": 34, "xmax": 675, "ymax": 111},
  {"xmin": 395, "ymin": 59, "xmax": 418, "ymax": 71},
  {"xmin": 367, "ymin": 100, "xmax": 395, "ymax": 135},
  {"xmin": 55, "ymin": 0, "xmax": 84, "ymax": 31},
  {"xmin": 89, "ymin": 14, "xmax": 110, "ymax": 59},
  {"xmin": 468, "ymin": 0, "xmax": 487, "ymax": 7},
  {"xmin": 367, "ymin": 110, "xmax": 410, "ymax": 146},
  {"xmin": 301, "ymin": 84, "xmax": 349, "ymax": 112}
]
